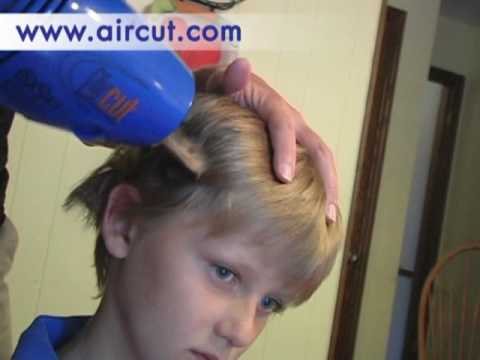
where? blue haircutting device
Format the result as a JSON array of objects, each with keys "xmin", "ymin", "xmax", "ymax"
[{"xmin": 0, "ymin": 0, "xmax": 195, "ymax": 145}]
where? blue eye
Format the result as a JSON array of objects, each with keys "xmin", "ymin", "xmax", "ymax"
[
  {"xmin": 261, "ymin": 296, "xmax": 284, "ymax": 314},
  {"xmin": 214, "ymin": 265, "xmax": 237, "ymax": 283}
]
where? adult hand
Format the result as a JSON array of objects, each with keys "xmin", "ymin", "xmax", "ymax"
[{"xmin": 195, "ymin": 58, "xmax": 338, "ymax": 224}]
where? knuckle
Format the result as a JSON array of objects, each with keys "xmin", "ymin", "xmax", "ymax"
[{"xmin": 307, "ymin": 133, "xmax": 329, "ymax": 156}]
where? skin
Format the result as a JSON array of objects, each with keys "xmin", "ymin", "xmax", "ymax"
[{"xmin": 59, "ymin": 184, "xmax": 295, "ymax": 360}]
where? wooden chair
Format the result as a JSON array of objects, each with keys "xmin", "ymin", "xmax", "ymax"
[{"xmin": 418, "ymin": 243, "xmax": 480, "ymax": 360}]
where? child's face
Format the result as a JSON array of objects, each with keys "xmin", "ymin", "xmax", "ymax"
[{"xmin": 111, "ymin": 213, "xmax": 294, "ymax": 360}]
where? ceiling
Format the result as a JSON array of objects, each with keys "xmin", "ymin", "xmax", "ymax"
[{"xmin": 441, "ymin": 0, "xmax": 480, "ymax": 27}]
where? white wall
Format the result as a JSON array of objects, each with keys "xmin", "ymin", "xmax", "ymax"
[
  {"xmin": 386, "ymin": 81, "xmax": 445, "ymax": 360},
  {"xmin": 6, "ymin": 1, "xmax": 383, "ymax": 359}
]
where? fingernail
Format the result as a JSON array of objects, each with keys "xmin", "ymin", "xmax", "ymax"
[
  {"xmin": 326, "ymin": 203, "xmax": 337, "ymax": 224},
  {"xmin": 280, "ymin": 163, "xmax": 293, "ymax": 182}
]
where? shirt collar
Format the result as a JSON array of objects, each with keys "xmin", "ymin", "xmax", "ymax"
[{"xmin": 13, "ymin": 315, "xmax": 90, "ymax": 360}]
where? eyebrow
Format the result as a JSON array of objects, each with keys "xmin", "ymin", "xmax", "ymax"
[{"xmin": 225, "ymin": 257, "xmax": 298, "ymax": 305}]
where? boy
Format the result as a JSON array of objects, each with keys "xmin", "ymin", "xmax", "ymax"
[{"xmin": 13, "ymin": 94, "xmax": 342, "ymax": 359}]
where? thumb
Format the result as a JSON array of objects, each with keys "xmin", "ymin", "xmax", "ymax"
[{"xmin": 206, "ymin": 58, "xmax": 252, "ymax": 94}]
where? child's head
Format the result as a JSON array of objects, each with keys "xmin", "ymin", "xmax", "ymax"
[{"xmin": 65, "ymin": 94, "xmax": 342, "ymax": 359}]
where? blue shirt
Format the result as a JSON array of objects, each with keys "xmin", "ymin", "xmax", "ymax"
[{"xmin": 13, "ymin": 315, "xmax": 90, "ymax": 360}]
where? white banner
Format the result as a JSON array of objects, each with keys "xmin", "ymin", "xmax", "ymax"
[{"xmin": 0, "ymin": 13, "xmax": 334, "ymax": 52}]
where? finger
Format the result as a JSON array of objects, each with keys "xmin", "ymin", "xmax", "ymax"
[
  {"xmin": 205, "ymin": 58, "xmax": 252, "ymax": 94},
  {"xmin": 297, "ymin": 128, "xmax": 339, "ymax": 223},
  {"xmin": 265, "ymin": 107, "xmax": 297, "ymax": 183},
  {"xmin": 222, "ymin": 58, "xmax": 251, "ymax": 94}
]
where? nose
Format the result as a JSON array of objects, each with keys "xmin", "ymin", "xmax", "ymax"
[{"xmin": 214, "ymin": 298, "xmax": 264, "ymax": 349}]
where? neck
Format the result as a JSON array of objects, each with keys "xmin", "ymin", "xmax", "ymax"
[{"xmin": 58, "ymin": 293, "xmax": 136, "ymax": 360}]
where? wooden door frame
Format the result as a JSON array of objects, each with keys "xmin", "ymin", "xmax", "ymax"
[
  {"xmin": 328, "ymin": 4, "xmax": 406, "ymax": 359},
  {"xmin": 401, "ymin": 67, "xmax": 465, "ymax": 359}
]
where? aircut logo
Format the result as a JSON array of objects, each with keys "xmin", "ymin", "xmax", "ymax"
[{"xmin": 76, "ymin": 67, "xmax": 139, "ymax": 122}]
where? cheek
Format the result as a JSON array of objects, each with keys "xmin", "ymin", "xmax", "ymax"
[{"xmin": 132, "ymin": 240, "xmax": 224, "ymax": 329}]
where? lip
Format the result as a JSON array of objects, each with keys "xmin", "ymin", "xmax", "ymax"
[{"xmin": 191, "ymin": 349, "xmax": 220, "ymax": 360}]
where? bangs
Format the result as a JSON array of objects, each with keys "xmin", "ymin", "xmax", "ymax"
[{"xmin": 257, "ymin": 220, "xmax": 334, "ymax": 306}]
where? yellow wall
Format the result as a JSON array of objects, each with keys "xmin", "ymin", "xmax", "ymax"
[
  {"xmin": 6, "ymin": 1, "xmax": 383, "ymax": 359},
  {"xmin": 354, "ymin": 1, "xmax": 442, "ymax": 359},
  {"xmin": 430, "ymin": 16, "xmax": 480, "ymax": 255}
]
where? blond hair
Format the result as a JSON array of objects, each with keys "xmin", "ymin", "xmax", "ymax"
[{"xmin": 65, "ymin": 94, "xmax": 343, "ymax": 305}]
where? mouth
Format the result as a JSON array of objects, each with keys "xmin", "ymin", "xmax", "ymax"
[{"xmin": 191, "ymin": 349, "xmax": 220, "ymax": 360}]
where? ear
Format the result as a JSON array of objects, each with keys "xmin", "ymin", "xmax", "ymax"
[{"xmin": 101, "ymin": 184, "xmax": 142, "ymax": 259}]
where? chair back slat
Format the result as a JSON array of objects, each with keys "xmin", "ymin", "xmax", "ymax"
[{"xmin": 418, "ymin": 243, "xmax": 480, "ymax": 360}]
